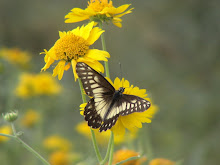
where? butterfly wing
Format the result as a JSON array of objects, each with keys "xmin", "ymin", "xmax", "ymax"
[
  {"xmin": 99, "ymin": 94, "xmax": 151, "ymax": 132},
  {"xmin": 76, "ymin": 62, "xmax": 115, "ymax": 129},
  {"xmin": 76, "ymin": 62, "xmax": 115, "ymax": 97}
]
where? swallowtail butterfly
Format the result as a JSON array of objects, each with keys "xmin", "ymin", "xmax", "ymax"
[{"xmin": 76, "ymin": 62, "xmax": 151, "ymax": 132}]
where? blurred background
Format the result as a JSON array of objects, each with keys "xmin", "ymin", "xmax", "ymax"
[{"xmin": 0, "ymin": 0, "xmax": 220, "ymax": 164}]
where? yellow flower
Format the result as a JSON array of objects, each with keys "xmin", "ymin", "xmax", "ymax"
[
  {"xmin": 15, "ymin": 72, "xmax": 61, "ymax": 98},
  {"xmin": 41, "ymin": 21, "xmax": 110, "ymax": 80},
  {"xmin": 65, "ymin": 0, "xmax": 133, "ymax": 28},
  {"xmin": 21, "ymin": 109, "xmax": 40, "ymax": 128},
  {"xmin": 43, "ymin": 135, "xmax": 72, "ymax": 152},
  {"xmin": 0, "ymin": 47, "xmax": 31, "ymax": 69},
  {"xmin": 76, "ymin": 121, "xmax": 137, "ymax": 146},
  {"xmin": 109, "ymin": 77, "xmax": 158, "ymax": 135},
  {"xmin": 149, "ymin": 158, "xmax": 175, "ymax": 165},
  {"xmin": 49, "ymin": 151, "xmax": 71, "ymax": 165},
  {"xmin": 80, "ymin": 77, "xmax": 158, "ymax": 135},
  {"xmin": 112, "ymin": 149, "xmax": 146, "ymax": 165},
  {"xmin": 0, "ymin": 125, "xmax": 12, "ymax": 143}
]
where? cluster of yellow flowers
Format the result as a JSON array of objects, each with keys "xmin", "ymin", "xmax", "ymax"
[
  {"xmin": 40, "ymin": 0, "xmax": 158, "ymax": 136},
  {"xmin": 39, "ymin": 1, "xmax": 160, "ymax": 164},
  {"xmin": 0, "ymin": 1, "xmax": 177, "ymax": 165},
  {"xmin": 0, "ymin": 47, "xmax": 31, "ymax": 69},
  {"xmin": 43, "ymin": 135, "xmax": 79, "ymax": 165},
  {"xmin": 15, "ymin": 72, "xmax": 61, "ymax": 98}
]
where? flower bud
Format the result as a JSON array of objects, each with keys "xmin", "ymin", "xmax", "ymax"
[{"xmin": 3, "ymin": 111, "xmax": 18, "ymax": 122}]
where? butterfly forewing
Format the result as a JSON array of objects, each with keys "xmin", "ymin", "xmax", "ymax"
[{"xmin": 76, "ymin": 62, "xmax": 115, "ymax": 97}]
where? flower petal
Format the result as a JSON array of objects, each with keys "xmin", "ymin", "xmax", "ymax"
[
  {"xmin": 86, "ymin": 27, "xmax": 104, "ymax": 45},
  {"xmin": 79, "ymin": 21, "xmax": 95, "ymax": 40},
  {"xmin": 114, "ymin": 4, "xmax": 131, "ymax": 14},
  {"xmin": 111, "ymin": 118, "xmax": 126, "ymax": 136},
  {"xmin": 71, "ymin": 60, "xmax": 78, "ymax": 81},
  {"xmin": 65, "ymin": 8, "xmax": 90, "ymax": 23},
  {"xmin": 52, "ymin": 60, "xmax": 66, "ymax": 80},
  {"xmin": 85, "ymin": 49, "xmax": 110, "ymax": 61},
  {"xmin": 41, "ymin": 55, "xmax": 54, "ymax": 71},
  {"xmin": 78, "ymin": 58, "xmax": 104, "ymax": 73}
]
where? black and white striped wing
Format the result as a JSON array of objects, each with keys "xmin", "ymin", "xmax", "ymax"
[
  {"xmin": 76, "ymin": 62, "xmax": 115, "ymax": 130},
  {"xmin": 76, "ymin": 62, "xmax": 115, "ymax": 97},
  {"xmin": 99, "ymin": 94, "xmax": 151, "ymax": 132}
]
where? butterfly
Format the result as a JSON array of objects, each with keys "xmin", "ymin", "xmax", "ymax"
[{"xmin": 76, "ymin": 62, "xmax": 151, "ymax": 132}]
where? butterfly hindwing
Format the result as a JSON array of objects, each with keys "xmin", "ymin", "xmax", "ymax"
[
  {"xmin": 119, "ymin": 94, "xmax": 151, "ymax": 116},
  {"xmin": 76, "ymin": 62, "xmax": 115, "ymax": 97},
  {"xmin": 84, "ymin": 98, "xmax": 102, "ymax": 129},
  {"xmin": 99, "ymin": 95, "xmax": 151, "ymax": 132}
]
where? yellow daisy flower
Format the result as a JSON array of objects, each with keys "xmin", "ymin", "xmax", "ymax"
[
  {"xmin": 43, "ymin": 135, "xmax": 72, "ymax": 152},
  {"xmin": 21, "ymin": 109, "xmax": 40, "ymax": 128},
  {"xmin": 65, "ymin": 0, "xmax": 133, "ymax": 28},
  {"xmin": 76, "ymin": 121, "xmax": 137, "ymax": 146},
  {"xmin": 0, "ymin": 125, "xmax": 12, "ymax": 143},
  {"xmin": 79, "ymin": 77, "xmax": 158, "ymax": 135},
  {"xmin": 40, "ymin": 21, "xmax": 110, "ymax": 80},
  {"xmin": 109, "ymin": 77, "xmax": 158, "ymax": 135},
  {"xmin": 0, "ymin": 47, "xmax": 31, "ymax": 69},
  {"xmin": 149, "ymin": 158, "xmax": 175, "ymax": 165},
  {"xmin": 112, "ymin": 149, "xmax": 147, "ymax": 165},
  {"xmin": 15, "ymin": 72, "xmax": 61, "ymax": 98}
]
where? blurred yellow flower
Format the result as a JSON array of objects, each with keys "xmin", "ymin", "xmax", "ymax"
[
  {"xmin": 41, "ymin": 21, "xmax": 110, "ymax": 80},
  {"xmin": 112, "ymin": 149, "xmax": 146, "ymax": 165},
  {"xmin": 0, "ymin": 125, "xmax": 12, "ymax": 143},
  {"xmin": 0, "ymin": 47, "xmax": 31, "ymax": 69},
  {"xmin": 21, "ymin": 109, "xmax": 40, "ymax": 128},
  {"xmin": 43, "ymin": 135, "xmax": 72, "ymax": 152},
  {"xmin": 15, "ymin": 72, "xmax": 61, "ymax": 98},
  {"xmin": 149, "ymin": 158, "xmax": 175, "ymax": 165},
  {"xmin": 76, "ymin": 121, "xmax": 137, "ymax": 146},
  {"xmin": 65, "ymin": 0, "xmax": 133, "ymax": 28},
  {"xmin": 49, "ymin": 151, "xmax": 71, "ymax": 165},
  {"xmin": 80, "ymin": 77, "xmax": 158, "ymax": 135}
]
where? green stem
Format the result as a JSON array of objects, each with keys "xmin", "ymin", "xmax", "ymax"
[
  {"xmin": 0, "ymin": 133, "xmax": 15, "ymax": 139},
  {"xmin": 108, "ymin": 132, "xmax": 114, "ymax": 165},
  {"xmin": 78, "ymin": 78, "xmax": 87, "ymax": 103},
  {"xmin": 99, "ymin": 22, "xmax": 110, "ymax": 79},
  {"xmin": 90, "ymin": 128, "xmax": 103, "ymax": 162},
  {"xmin": 77, "ymin": 78, "xmax": 102, "ymax": 162},
  {"xmin": 100, "ymin": 131, "xmax": 114, "ymax": 165},
  {"xmin": 9, "ymin": 123, "xmax": 50, "ymax": 165}
]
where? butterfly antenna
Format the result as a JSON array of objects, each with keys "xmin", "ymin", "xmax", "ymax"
[{"xmin": 119, "ymin": 62, "xmax": 124, "ymax": 87}]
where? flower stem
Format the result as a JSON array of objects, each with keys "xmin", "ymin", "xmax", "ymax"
[
  {"xmin": 78, "ymin": 78, "xmax": 102, "ymax": 162},
  {"xmin": 99, "ymin": 22, "xmax": 110, "ymax": 79},
  {"xmin": 100, "ymin": 131, "xmax": 114, "ymax": 165},
  {"xmin": 90, "ymin": 128, "xmax": 103, "ymax": 162},
  {"xmin": 9, "ymin": 123, "xmax": 50, "ymax": 165},
  {"xmin": 108, "ymin": 132, "xmax": 114, "ymax": 165},
  {"xmin": 0, "ymin": 133, "xmax": 15, "ymax": 139},
  {"xmin": 78, "ymin": 78, "xmax": 87, "ymax": 103}
]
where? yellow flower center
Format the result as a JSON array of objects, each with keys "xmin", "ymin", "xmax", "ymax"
[
  {"xmin": 88, "ymin": 0, "xmax": 113, "ymax": 12},
  {"xmin": 54, "ymin": 34, "xmax": 89, "ymax": 61}
]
